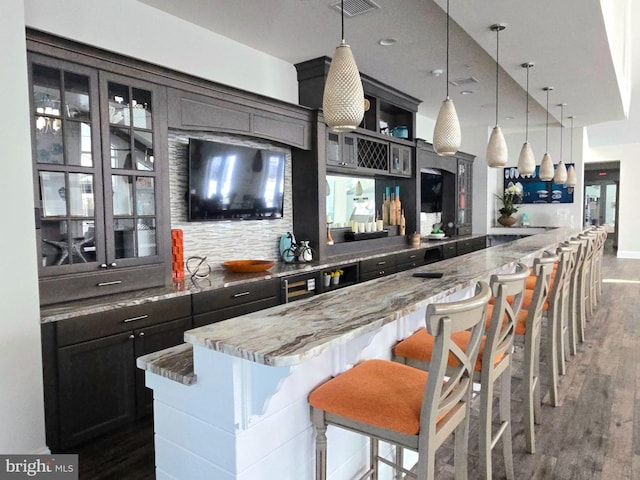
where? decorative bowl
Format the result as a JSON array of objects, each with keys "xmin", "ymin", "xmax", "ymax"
[
  {"xmin": 428, "ymin": 232, "xmax": 446, "ymax": 239},
  {"xmin": 223, "ymin": 259, "xmax": 275, "ymax": 273}
]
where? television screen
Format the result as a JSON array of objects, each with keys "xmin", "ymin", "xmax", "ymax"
[
  {"xmin": 188, "ymin": 138, "xmax": 285, "ymax": 221},
  {"xmin": 421, "ymin": 170, "xmax": 443, "ymax": 212}
]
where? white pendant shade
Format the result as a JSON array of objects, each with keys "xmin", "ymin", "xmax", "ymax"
[
  {"xmin": 566, "ymin": 164, "xmax": 577, "ymax": 187},
  {"xmin": 539, "ymin": 153, "xmax": 554, "ymax": 181},
  {"xmin": 322, "ymin": 42, "xmax": 364, "ymax": 132},
  {"xmin": 486, "ymin": 125, "xmax": 508, "ymax": 167},
  {"xmin": 518, "ymin": 141, "xmax": 536, "ymax": 176},
  {"xmin": 433, "ymin": 97, "xmax": 461, "ymax": 156},
  {"xmin": 553, "ymin": 160, "xmax": 568, "ymax": 184}
]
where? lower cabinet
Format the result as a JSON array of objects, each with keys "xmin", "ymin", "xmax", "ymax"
[
  {"xmin": 359, "ymin": 254, "xmax": 397, "ymax": 282},
  {"xmin": 192, "ymin": 278, "xmax": 281, "ymax": 328},
  {"xmin": 44, "ymin": 296, "xmax": 192, "ymax": 450},
  {"xmin": 456, "ymin": 236, "xmax": 487, "ymax": 256},
  {"xmin": 396, "ymin": 249, "xmax": 426, "ymax": 272}
]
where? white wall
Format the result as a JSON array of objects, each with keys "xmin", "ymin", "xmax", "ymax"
[
  {"xmin": 24, "ymin": 0, "xmax": 299, "ymax": 105},
  {"xmin": 587, "ymin": 141, "xmax": 640, "ymax": 258},
  {"xmin": 0, "ymin": 0, "xmax": 47, "ymax": 454}
]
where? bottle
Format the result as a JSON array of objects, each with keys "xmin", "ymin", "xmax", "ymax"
[
  {"xmin": 400, "ymin": 209, "xmax": 406, "ymax": 235},
  {"xmin": 390, "ymin": 193, "xmax": 397, "ymax": 225},
  {"xmin": 395, "ymin": 186, "xmax": 402, "ymax": 227},
  {"xmin": 382, "ymin": 193, "xmax": 389, "ymax": 225}
]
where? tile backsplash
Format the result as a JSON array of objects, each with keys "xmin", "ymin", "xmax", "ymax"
[
  {"xmin": 420, "ymin": 211, "xmax": 443, "ymax": 236},
  {"xmin": 169, "ymin": 131, "xmax": 293, "ymax": 271}
]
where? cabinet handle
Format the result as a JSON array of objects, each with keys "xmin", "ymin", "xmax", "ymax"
[
  {"xmin": 233, "ymin": 291, "xmax": 251, "ymax": 298},
  {"xmin": 123, "ymin": 314, "xmax": 149, "ymax": 323},
  {"xmin": 97, "ymin": 280, "xmax": 122, "ymax": 287},
  {"xmin": 408, "ymin": 254, "xmax": 417, "ymax": 259},
  {"xmin": 128, "ymin": 334, "xmax": 135, "ymax": 340},
  {"xmin": 379, "ymin": 270, "xmax": 385, "ymax": 275},
  {"xmin": 139, "ymin": 332, "xmax": 145, "ymax": 337},
  {"xmin": 377, "ymin": 261, "xmax": 387, "ymax": 266}
]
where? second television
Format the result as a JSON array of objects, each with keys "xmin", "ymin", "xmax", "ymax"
[{"xmin": 188, "ymin": 138, "xmax": 286, "ymax": 221}]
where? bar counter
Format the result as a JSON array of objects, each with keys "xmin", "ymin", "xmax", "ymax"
[{"xmin": 137, "ymin": 227, "xmax": 580, "ymax": 480}]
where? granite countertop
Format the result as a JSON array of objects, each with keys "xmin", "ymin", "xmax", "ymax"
[
  {"xmin": 179, "ymin": 227, "xmax": 580, "ymax": 367},
  {"xmin": 40, "ymin": 234, "xmax": 480, "ymax": 323}
]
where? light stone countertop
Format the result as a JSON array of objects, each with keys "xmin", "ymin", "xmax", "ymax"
[
  {"xmin": 179, "ymin": 227, "xmax": 579, "ymax": 368},
  {"xmin": 40, "ymin": 235, "xmax": 480, "ymax": 323}
]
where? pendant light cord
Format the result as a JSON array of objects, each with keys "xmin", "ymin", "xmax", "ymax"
[
  {"xmin": 570, "ymin": 116, "xmax": 574, "ymax": 163},
  {"xmin": 495, "ymin": 27, "xmax": 499, "ymax": 126},
  {"xmin": 545, "ymin": 88, "xmax": 550, "ymax": 152},
  {"xmin": 559, "ymin": 104, "xmax": 564, "ymax": 161},
  {"xmin": 341, "ymin": 0, "xmax": 345, "ymax": 42},
  {"xmin": 446, "ymin": 0, "xmax": 450, "ymax": 98},
  {"xmin": 525, "ymin": 65, "xmax": 530, "ymax": 141}
]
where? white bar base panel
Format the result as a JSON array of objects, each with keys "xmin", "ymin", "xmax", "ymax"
[{"xmin": 144, "ymin": 297, "xmax": 475, "ymax": 480}]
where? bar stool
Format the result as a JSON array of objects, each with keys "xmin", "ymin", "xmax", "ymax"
[
  {"xmin": 393, "ymin": 263, "xmax": 529, "ymax": 480},
  {"xmin": 514, "ymin": 252, "xmax": 557, "ymax": 453},
  {"xmin": 560, "ymin": 240, "xmax": 581, "ymax": 358},
  {"xmin": 308, "ymin": 282, "xmax": 491, "ymax": 480},
  {"xmin": 566, "ymin": 236, "xmax": 588, "ymax": 345},
  {"xmin": 578, "ymin": 232, "xmax": 596, "ymax": 320}
]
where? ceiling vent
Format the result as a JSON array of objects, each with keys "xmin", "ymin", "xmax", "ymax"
[
  {"xmin": 331, "ymin": 0, "xmax": 380, "ymax": 17},
  {"xmin": 449, "ymin": 76, "xmax": 480, "ymax": 87}
]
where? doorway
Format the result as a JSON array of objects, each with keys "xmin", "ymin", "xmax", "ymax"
[{"xmin": 584, "ymin": 161, "xmax": 619, "ymax": 248}]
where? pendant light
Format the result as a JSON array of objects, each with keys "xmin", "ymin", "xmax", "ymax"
[
  {"xmin": 486, "ymin": 24, "xmax": 508, "ymax": 168},
  {"xmin": 322, "ymin": 0, "xmax": 365, "ymax": 132},
  {"xmin": 433, "ymin": 0, "xmax": 461, "ymax": 156},
  {"xmin": 517, "ymin": 63, "xmax": 536, "ymax": 176},
  {"xmin": 539, "ymin": 86, "xmax": 555, "ymax": 181},
  {"xmin": 553, "ymin": 103, "xmax": 568, "ymax": 184},
  {"xmin": 566, "ymin": 115, "xmax": 577, "ymax": 192}
]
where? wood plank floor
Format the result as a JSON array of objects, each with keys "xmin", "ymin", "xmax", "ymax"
[{"xmin": 71, "ymin": 240, "xmax": 640, "ymax": 479}]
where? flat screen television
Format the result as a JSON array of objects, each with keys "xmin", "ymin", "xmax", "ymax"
[
  {"xmin": 188, "ymin": 138, "xmax": 286, "ymax": 221},
  {"xmin": 421, "ymin": 169, "xmax": 443, "ymax": 213}
]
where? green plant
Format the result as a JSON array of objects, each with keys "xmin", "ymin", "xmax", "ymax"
[{"xmin": 495, "ymin": 183, "xmax": 523, "ymax": 217}]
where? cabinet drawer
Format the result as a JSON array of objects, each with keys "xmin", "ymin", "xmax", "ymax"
[
  {"xmin": 56, "ymin": 295, "xmax": 192, "ymax": 347},
  {"xmin": 360, "ymin": 255, "xmax": 397, "ymax": 275},
  {"xmin": 396, "ymin": 250, "xmax": 425, "ymax": 266},
  {"xmin": 442, "ymin": 243, "xmax": 457, "ymax": 259},
  {"xmin": 360, "ymin": 265, "xmax": 397, "ymax": 282},
  {"xmin": 457, "ymin": 237, "xmax": 486, "ymax": 256},
  {"xmin": 193, "ymin": 297, "xmax": 281, "ymax": 328},
  {"xmin": 192, "ymin": 278, "xmax": 280, "ymax": 315},
  {"xmin": 457, "ymin": 226, "xmax": 472, "ymax": 236}
]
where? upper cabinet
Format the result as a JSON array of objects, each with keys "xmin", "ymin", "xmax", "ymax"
[{"xmin": 28, "ymin": 53, "xmax": 170, "ymax": 305}]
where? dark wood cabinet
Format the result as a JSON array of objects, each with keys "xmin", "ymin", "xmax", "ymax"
[
  {"xmin": 456, "ymin": 236, "xmax": 486, "ymax": 256},
  {"xmin": 28, "ymin": 52, "xmax": 171, "ymax": 305},
  {"xmin": 417, "ymin": 140, "xmax": 475, "ymax": 237},
  {"xmin": 442, "ymin": 242, "xmax": 458, "ymax": 259},
  {"xmin": 43, "ymin": 296, "xmax": 192, "ymax": 450},
  {"xmin": 326, "ymin": 131, "xmax": 357, "ymax": 168},
  {"xmin": 396, "ymin": 249, "xmax": 426, "ymax": 272},
  {"xmin": 192, "ymin": 279, "xmax": 281, "ymax": 328},
  {"xmin": 359, "ymin": 254, "xmax": 397, "ymax": 282}
]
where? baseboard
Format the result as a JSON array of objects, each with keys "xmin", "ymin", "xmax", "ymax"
[{"xmin": 616, "ymin": 250, "xmax": 640, "ymax": 259}]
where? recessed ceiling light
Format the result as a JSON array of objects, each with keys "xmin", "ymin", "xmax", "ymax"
[
  {"xmin": 460, "ymin": 90, "xmax": 474, "ymax": 95},
  {"xmin": 378, "ymin": 38, "xmax": 397, "ymax": 46}
]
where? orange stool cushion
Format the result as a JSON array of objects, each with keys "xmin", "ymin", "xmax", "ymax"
[
  {"xmin": 393, "ymin": 328, "xmax": 504, "ymax": 371},
  {"xmin": 514, "ymin": 308, "xmax": 529, "ymax": 335},
  {"xmin": 308, "ymin": 359, "xmax": 430, "ymax": 435},
  {"xmin": 522, "ymin": 288, "xmax": 549, "ymax": 310}
]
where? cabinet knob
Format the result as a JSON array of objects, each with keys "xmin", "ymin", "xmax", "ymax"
[
  {"xmin": 110, "ymin": 262, "xmax": 117, "ymax": 267},
  {"xmin": 128, "ymin": 334, "xmax": 135, "ymax": 340},
  {"xmin": 100, "ymin": 263, "xmax": 108, "ymax": 269},
  {"xmin": 139, "ymin": 332, "xmax": 145, "ymax": 337}
]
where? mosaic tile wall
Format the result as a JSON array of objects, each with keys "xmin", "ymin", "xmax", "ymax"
[{"xmin": 169, "ymin": 131, "xmax": 293, "ymax": 271}]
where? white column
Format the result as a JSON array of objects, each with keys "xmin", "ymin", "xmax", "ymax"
[{"xmin": 0, "ymin": 0, "xmax": 48, "ymax": 454}]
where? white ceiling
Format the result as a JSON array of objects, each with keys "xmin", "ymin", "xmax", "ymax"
[{"xmin": 139, "ymin": 0, "xmax": 635, "ymax": 145}]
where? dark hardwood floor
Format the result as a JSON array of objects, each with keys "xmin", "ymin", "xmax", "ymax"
[{"xmin": 71, "ymin": 239, "xmax": 639, "ymax": 479}]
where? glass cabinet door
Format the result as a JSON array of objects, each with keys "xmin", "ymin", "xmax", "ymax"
[
  {"xmin": 457, "ymin": 161, "xmax": 467, "ymax": 226},
  {"xmin": 31, "ymin": 58, "xmax": 104, "ymax": 272},
  {"xmin": 101, "ymin": 75, "xmax": 161, "ymax": 265}
]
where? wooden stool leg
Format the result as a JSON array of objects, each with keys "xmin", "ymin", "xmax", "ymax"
[
  {"xmin": 394, "ymin": 445, "xmax": 404, "ymax": 480},
  {"xmin": 479, "ymin": 380, "xmax": 494, "ymax": 480},
  {"xmin": 523, "ymin": 336, "xmax": 537, "ymax": 454},
  {"xmin": 369, "ymin": 438, "xmax": 378, "ymax": 480},
  {"xmin": 547, "ymin": 309, "xmax": 560, "ymax": 407},
  {"xmin": 311, "ymin": 409, "xmax": 328, "ymax": 480},
  {"xmin": 454, "ymin": 414, "xmax": 469, "ymax": 480},
  {"xmin": 501, "ymin": 365, "xmax": 515, "ymax": 480}
]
